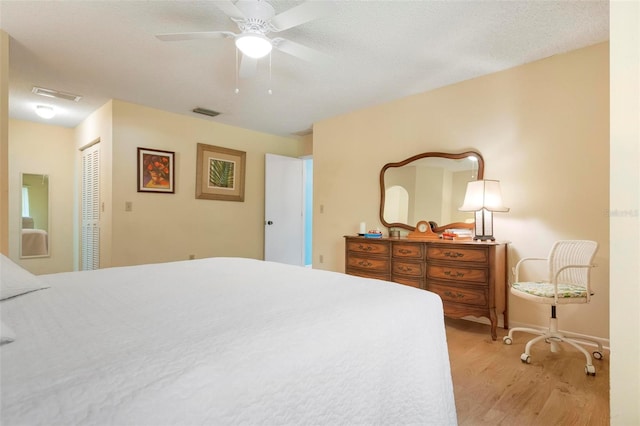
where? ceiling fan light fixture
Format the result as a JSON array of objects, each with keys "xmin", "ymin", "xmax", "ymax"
[
  {"xmin": 35, "ymin": 105, "xmax": 56, "ymax": 119},
  {"xmin": 235, "ymin": 33, "xmax": 272, "ymax": 58}
]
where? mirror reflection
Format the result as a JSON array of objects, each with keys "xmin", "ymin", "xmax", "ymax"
[
  {"xmin": 380, "ymin": 151, "xmax": 484, "ymax": 231},
  {"xmin": 21, "ymin": 173, "xmax": 50, "ymax": 258}
]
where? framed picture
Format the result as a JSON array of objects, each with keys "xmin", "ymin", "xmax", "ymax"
[
  {"xmin": 137, "ymin": 147, "xmax": 175, "ymax": 193},
  {"xmin": 196, "ymin": 143, "xmax": 246, "ymax": 202}
]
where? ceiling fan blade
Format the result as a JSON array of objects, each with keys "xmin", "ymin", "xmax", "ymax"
[
  {"xmin": 272, "ymin": 38, "xmax": 330, "ymax": 63},
  {"xmin": 214, "ymin": 0, "xmax": 246, "ymax": 20},
  {"xmin": 239, "ymin": 54, "xmax": 258, "ymax": 79},
  {"xmin": 156, "ymin": 31, "xmax": 236, "ymax": 41},
  {"xmin": 270, "ymin": 1, "xmax": 335, "ymax": 32}
]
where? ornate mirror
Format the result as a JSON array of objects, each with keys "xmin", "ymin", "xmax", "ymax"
[
  {"xmin": 20, "ymin": 173, "xmax": 50, "ymax": 258},
  {"xmin": 379, "ymin": 151, "xmax": 484, "ymax": 231}
]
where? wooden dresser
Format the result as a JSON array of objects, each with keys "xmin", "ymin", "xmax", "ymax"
[{"xmin": 345, "ymin": 236, "xmax": 508, "ymax": 340}]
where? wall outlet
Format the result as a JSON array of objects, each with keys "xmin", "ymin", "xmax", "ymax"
[
  {"xmin": 319, "ymin": 254, "xmax": 324, "ymax": 263},
  {"xmin": 189, "ymin": 254, "xmax": 195, "ymax": 260}
]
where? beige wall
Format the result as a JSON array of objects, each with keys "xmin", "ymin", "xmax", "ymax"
[
  {"xmin": 0, "ymin": 30, "xmax": 9, "ymax": 255},
  {"xmin": 610, "ymin": 1, "xmax": 639, "ymax": 424},
  {"xmin": 300, "ymin": 133, "xmax": 313, "ymax": 157},
  {"xmin": 313, "ymin": 43, "xmax": 610, "ymax": 340},
  {"xmin": 107, "ymin": 100, "xmax": 303, "ymax": 266},
  {"xmin": 7, "ymin": 119, "xmax": 75, "ymax": 274}
]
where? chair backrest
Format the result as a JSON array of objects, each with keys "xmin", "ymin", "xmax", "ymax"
[
  {"xmin": 547, "ymin": 240, "xmax": 599, "ymax": 290},
  {"xmin": 22, "ymin": 217, "xmax": 34, "ymax": 229}
]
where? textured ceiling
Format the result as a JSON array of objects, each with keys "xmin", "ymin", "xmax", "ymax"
[{"xmin": 1, "ymin": 1, "xmax": 609, "ymax": 137}]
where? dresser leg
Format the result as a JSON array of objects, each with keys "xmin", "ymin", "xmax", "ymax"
[{"xmin": 490, "ymin": 308, "xmax": 498, "ymax": 340}]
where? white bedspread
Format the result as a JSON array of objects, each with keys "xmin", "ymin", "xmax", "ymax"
[
  {"xmin": 1, "ymin": 257, "xmax": 457, "ymax": 425},
  {"xmin": 21, "ymin": 228, "xmax": 48, "ymax": 257}
]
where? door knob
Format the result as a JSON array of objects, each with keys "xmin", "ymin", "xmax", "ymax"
[{"xmin": 266, "ymin": 220, "xmax": 274, "ymax": 225}]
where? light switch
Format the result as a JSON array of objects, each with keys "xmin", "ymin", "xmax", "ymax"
[{"xmin": 125, "ymin": 201, "xmax": 132, "ymax": 212}]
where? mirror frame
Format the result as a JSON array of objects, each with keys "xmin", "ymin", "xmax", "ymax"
[{"xmin": 379, "ymin": 150, "xmax": 484, "ymax": 232}]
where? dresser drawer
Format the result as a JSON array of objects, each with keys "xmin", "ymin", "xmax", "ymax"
[
  {"xmin": 346, "ymin": 254, "xmax": 390, "ymax": 273},
  {"xmin": 427, "ymin": 246, "xmax": 488, "ymax": 263},
  {"xmin": 392, "ymin": 243, "xmax": 425, "ymax": 259},
  {"xmin": 347, "ymin": 240, "xmax": 390, "ymax": 256},
  {"xmin": 427, "ymin": 265, "xmax": 488, "ymax": 285},
  {"xmin": 347, "ymin": 268, "xmax": 389, "ymax": 281},
  {"xmin": 392, "ymin": 275, "xmax": 425, "ymax": 289},
  {"xmin": 429, "ymin": 282, "xmax": 487, "ymax": 307},
  {"xmin": 392, "ymin": 260, "xmax": 425, "ymax": 277}
]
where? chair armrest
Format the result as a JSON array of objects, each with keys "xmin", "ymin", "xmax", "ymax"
[
  {"xmin": 553, "ymin": 264, "xmax": 596, "ymax": 282},
  {"xmin": 551, "ymin": 263, "xmax": 596, "ymax": 304},
  {"xmin": 513, "ymin": 257, "xmax": 547, "ymax": 283}
]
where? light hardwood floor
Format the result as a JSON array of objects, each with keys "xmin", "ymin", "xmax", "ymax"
[{"xmin": 445, "ymin": 318, "xmax": 609, "ymax": 426}]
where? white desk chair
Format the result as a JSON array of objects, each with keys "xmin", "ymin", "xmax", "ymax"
[{"xmin": 503, "ymin": 240, "xmax": 603, "ymax": 375}]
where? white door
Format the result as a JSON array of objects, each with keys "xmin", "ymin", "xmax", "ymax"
[
  {"xmin": 81, "ymin": 142, "xmax": 100, "ymax": 270},
  {"xmin": 264, "ymin": 153, "xmax": 304, "ymax": 265}
]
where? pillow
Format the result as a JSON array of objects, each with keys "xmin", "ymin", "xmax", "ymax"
[
  {"xmin": 1, "ymin": 320, "xmax": 16, "ymax": 345},
  {"xmin": 0, "ymin": 254, "xmax": 50, "ymax": 300}
]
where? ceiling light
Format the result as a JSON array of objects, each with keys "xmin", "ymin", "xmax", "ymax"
[
  {"xmin": 35, "ymin": 105, "xmax": 55, "ymax": 119},
  {"xmin": 235, "ymin": 34, "xmax": 272, "ymax": 59}
]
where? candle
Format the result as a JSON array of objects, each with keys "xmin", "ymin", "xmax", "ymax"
[{"xmin": 359, "ymin": 222, "xmax": 366, "ymax": 234}]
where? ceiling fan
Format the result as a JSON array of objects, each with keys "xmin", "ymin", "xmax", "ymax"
[{"xmin": 156, "ymin": 0, "xmax": 334, "ymax": 78}]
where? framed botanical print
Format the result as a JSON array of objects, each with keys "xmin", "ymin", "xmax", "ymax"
[
  {"xmin": 137, "ymin": 147, "xmax": 175, "ymax": 193},
  {"xmin": 195, "ymin": 143, "xmax": 246, "ymax": 202}
]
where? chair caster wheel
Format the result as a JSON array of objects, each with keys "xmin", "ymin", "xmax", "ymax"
[
  {"xmin": 503, "ymin": 336, "xmax": 512, "ymax": 345},
  {"xmin": 585, "ymin": 365, "xmax": 596, "ymax": 376},
  {"xmin": 520, "ymin": 353, "xmax": 531, "ymax": 364},
  {"xmin": 593, "ymin": 351, "xmax": 603, "ymax": 360}
]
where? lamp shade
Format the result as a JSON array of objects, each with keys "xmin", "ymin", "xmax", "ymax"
[
  {"xmin": 459, "ymin": 180, "xmax": 509, "ymax": 212},
  {"xmin": 235, "ymin": 34, "xmax": 272, "ymax": 59}
]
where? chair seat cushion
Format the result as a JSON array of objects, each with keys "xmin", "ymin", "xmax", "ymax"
[{"xmin": 512, "ymin": 281, "xmax": 588, "ymax": 299}]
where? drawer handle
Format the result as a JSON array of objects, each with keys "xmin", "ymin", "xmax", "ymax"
[
  {"xmin": 443, "ymin": 251, "xmax": 464, "ymax": 258},
  {"xmin": 357, "ymin": 260, "xmax": 373, "ymax": 267},
  {"xmin": 398, "ymin": 248, "xmax": 412, "ymax": 255},
  {"xmin": 444, "ymin": 291, "xmax": 465, "ymax": 299},
  {"xmin": 444, "ymin": 270, "xmax": 465, "ymax": 278},
  {"xmin": 398, "ymin": 265, "xmax": 413, "ymax": 273},
  {"xmin": 358, "ymin": 244, "xmax": 373, "ymax": 252}
]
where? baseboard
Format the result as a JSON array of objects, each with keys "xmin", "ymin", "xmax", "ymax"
[{"xmin": 460, "ymin": 316, "xmax": 610, "ymax": 350}]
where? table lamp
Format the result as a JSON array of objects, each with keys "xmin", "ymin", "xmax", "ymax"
[{"xmin": 459, "ymin": 180, "xmax": 509, "ymax": 241}]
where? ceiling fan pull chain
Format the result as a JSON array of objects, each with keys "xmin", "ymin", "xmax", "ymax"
[
  {"xmin": 234, "ymin": 47, "xmax": 240, "ymax": 94},
  {"xmin": 268, "ymin": 51, "xmax": 273, "ymax": 95}
]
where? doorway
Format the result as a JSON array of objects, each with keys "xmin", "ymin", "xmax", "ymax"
[{"xmin": 264, "ymin": 154, "xmax": 312, "ymax": 266}]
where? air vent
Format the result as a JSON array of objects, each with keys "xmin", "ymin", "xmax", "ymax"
[
  {"xmin": 32, "ymin": 86, "xmax": 82, "ymax": 102},
  {"xmin": 192, "ymin": 107, "xmax": 221, "ymax": 117}
]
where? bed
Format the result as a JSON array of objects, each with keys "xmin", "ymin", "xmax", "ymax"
[
  {"xmin": 20, "ymin": 217, "xmax": 48, "ymax": 257},
  {"xmin": 20, "ymin": 228, "xmax": 49, "ymax": 257},
  {"xmin": 0, "ymin": 255, "xmax": 457, "ymax": 425}
]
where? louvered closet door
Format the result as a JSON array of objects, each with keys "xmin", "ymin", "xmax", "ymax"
[{"xmin": 81, "ymin": 143, "xmax": 100, "ymax": 270}]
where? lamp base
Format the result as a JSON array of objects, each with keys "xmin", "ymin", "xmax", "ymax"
[
  {"xmin": 473, "ymin": 235, "xmax": 496, "ymax": 242},
  {"xmin": 473, "ymin": 210, "xmax": 495, "ymax": 242}
]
